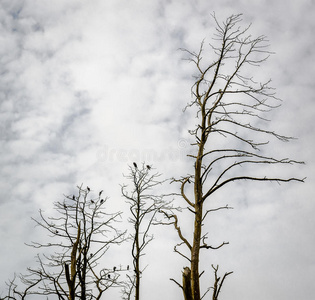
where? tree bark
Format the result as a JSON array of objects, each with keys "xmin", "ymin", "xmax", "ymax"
[
  {"xmin": 191, "ymin": 202, "xmax": 202, "ymax": 300},
  {"xmin": 134, "ymin": 192, "xmax": 141, "ymax": 300},
  {"xmin": 190, "ymin": 95, "xmax": 207, "ymax": 300},
  {"xmin": 183, "ymin": 267, "xmax": 193, "ymax": 300}
]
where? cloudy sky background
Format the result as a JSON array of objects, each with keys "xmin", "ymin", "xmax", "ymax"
[{"xmin": 0, "ymin": 0, "xmax": 314, "ymax": 299}]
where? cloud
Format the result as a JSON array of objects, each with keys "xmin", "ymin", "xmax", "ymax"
[{"xmin": 0, "ymin": 1, "xmax": 314, "ymax": 299}]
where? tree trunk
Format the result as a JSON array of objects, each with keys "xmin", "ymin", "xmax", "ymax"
[
  {"xmin": 65, "ymin": 224, "xmax": 81, "ymax": 300},
  {"xmin": 135, "ymin": 192, "xmax": 141, "ymax": 300},
  {"xmin": 183, "ymin": 267, "xmax": 193, "ymax": 300},
  {"xmin": 191, "ymin": 202, "xmax": 202, "ymax": 300},
  {"xmin": 190, "ymin": 103, "xmax": 206, "ymax": 300}
]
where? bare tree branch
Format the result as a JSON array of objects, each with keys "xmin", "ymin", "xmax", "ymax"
[
  {"xmin": 167, "ymin": 13, "xmax": 304, "ymax": 300},
  {"xmin": 4, "ymin": 185, "xmax": 126, "ymax": 299},
  {"xmin": 121, "ymin": 163, "xmax": 171, "ymax": 300}
]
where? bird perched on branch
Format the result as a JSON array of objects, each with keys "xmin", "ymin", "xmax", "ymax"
[
  {"xmin": 146, "ymin": 165, "xmax": 151, "ymax": 170},
  {"xmin": 133, "ymin": 162, "xmax": 137, "ymax": 168},
  {"xmin": 87, "ymin": 186, "xmax": 90, "ymax": 192},
  {"xmin": 99, "ymin": 190, "xmax": 103, "ymax": 196}
]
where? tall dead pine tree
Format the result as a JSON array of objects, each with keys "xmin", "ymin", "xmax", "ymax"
[{"xmin": 163, "ymin": 13, "xmax": 304, "ymax": 300}]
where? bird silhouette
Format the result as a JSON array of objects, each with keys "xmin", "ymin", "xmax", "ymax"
[
  {"xmin": 87, "ymin": 186, "xmax": 90, "ymax": 192},
  {"xmin": 127, "ymin": 265, "xmax": 129, "ymax": 270},
  {"xmin": 91, "ymin": 200, "xmax": 94, "ymax": 204},
  {"xmin": 108, "ymin": 274, "xmax": 111, "ymax": 279},
  {"xmin": 113, "ymin": 266, "xmax": 116, "ymax": 271},
  {"xmin": 72, "ymin": 195, "xmax": 75, "ymax": 200},
  {"xmin": 133, "ymin": 162, "xmax": 137, "ymax": 168},
  {"xmin": 100, "ymin": 199, "xmax": 104, "ymax": 203},
  {"xmin": 99, "ymin": 190, "xmax": 103, "ymax": 196},
  {"xmin": 146, "ymin": 165, "xmax": 151, "ymax": 170}
]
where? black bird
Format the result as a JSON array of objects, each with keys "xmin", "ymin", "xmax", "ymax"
[
  {"xmin": 87, "ymin": 186, "xmax": 90, "ymax": 192},
  {"xmin": 64, "ymin": 204, "xmax": 67, "ymax": 209},
  {"xmin": 133, "ymin": 162, "xmax": 137, "ymax": 168},
  {"xmin": 127, "ymin": 265, "xmax": 129, "ymax": 270},
  {"xmin": 100, "ymin": 199, "xmax": 104, "ymax": 203},
  {"xmin": 146, "ymin": 165, "xmax": 151, "ymax": 170},
  {"xmin": 113, "ymin": 266, "xmax": 116, "ymax": 272},
  {"xmin": 91, "ymin": 200, "xmax": 94, "ymax": 204},
  {"xmin": 72, "ymin": 195, "xmax": 75, "ymax": 200},
  {"xmin": 56, "ymin": 230, "xmax": 58, "ymax": 234},
  {"xmin": 108, "ymin": 274, "xmax": 111, "ymax": 279},
  {"xmin": 99, "ymin": 190, "xmax": 103, "ymax": 196}
]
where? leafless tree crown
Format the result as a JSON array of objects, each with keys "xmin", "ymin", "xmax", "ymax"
[
  {"xmin": 3, "ymin": 185, "xmax": 126, "ymax": 300},
  {"xmin": 121, "ymin": 163, "xmax": 169, "ymax": 300},
  {"xmin": 164, "ymin": 13, "xmax": 304, "ymax": 300}
]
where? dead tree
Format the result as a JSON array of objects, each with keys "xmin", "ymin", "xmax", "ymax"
[
  {"xmin": 162, "ymin": 13, "xmax": 304, "ymax": 300},
  {"xmin": 210, "ymin": 265, "xmax": 233, "ymax": 300},
  {"xmin": 0, "ymin": 273, "xmax": 41, "ymax": 300},
  {"xmin": 182, "ymin": 267, "xmax": 193, "ymax": 300},
  {"xmin": 3, "ymin": 185, "xmax": 125, "ymax": 299},
  {"xmin": 121, "ymin": 163, "xmax": 168, "ymax": 300}
]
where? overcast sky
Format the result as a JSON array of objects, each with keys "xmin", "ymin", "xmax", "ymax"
[{"xmin": 1, "ymin": 0, "xmax": 315, "ymax": 299}]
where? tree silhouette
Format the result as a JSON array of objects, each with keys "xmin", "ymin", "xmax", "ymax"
[
  {"xmin": 121, "ymin": 163, "xmax": 169, "ymax": 300},
  {"xmin": 161, "ymin": 13, "xmax": 304, "ymax": 300},
  {"xmin": 2, "ymin": 185, "xmax": 125, "ymax": 299}
]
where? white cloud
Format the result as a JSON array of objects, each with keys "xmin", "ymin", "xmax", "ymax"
[{"xmin": 0, "ymin": 1, "xmax": 314, "ymax": 299}]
